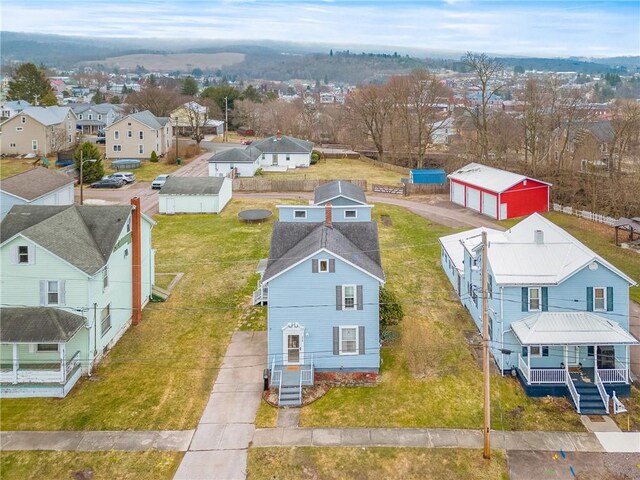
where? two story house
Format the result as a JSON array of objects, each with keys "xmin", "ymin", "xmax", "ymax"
[
  {"xmin": 0, "ymin": 198, "xmax": 155, "ymax": 398},
  {"xmin": 70, "ymin": 103, "xmax": 122, "ymax": 135},
  {"xmin": 440, "ymin": 214, "xmax": 638, "ymax": 414},
  {"xmin": 105, "ymin": 110, "xmax": 173, "ymax": 160},
  {"xmin": 261, "ymin": 181, "xmax": 384, "ymax": 406},
  {"xmin": 0, "ymin": 106, "xmax": 77, "ymax": 156}
]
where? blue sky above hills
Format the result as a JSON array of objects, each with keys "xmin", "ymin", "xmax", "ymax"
[{"xmin": 3, "ymin": 0, "xmax": 638, "ymax": 57}]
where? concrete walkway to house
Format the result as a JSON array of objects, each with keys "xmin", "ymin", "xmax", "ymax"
[
  {"xmin": 252, "ymin": 427, "xmax": 640, "ymax": 453},
  {"xmin": 173, "ymin": 331, "xmax": 267, "ymax": 480}
]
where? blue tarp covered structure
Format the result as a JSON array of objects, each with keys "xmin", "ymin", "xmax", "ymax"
[{"xmin": 410, "ymin": 169, "xmax": 447, "ymax": 184}]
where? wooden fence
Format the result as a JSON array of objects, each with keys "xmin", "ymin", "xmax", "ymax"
[
  {"xmin": 552, "ymin": 203, "xmax": 617, "ymax": 226},
  {"xmin": 406, "ymin": 183, "xmax": 449, "ymax": 195},
  {"xmin": 232, "ymin": 178, "xmax": 368, "ymax": 192}
]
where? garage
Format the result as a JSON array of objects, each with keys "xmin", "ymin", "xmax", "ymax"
[
  {"xmin": 448, "ymin": 163, "xmax": 551, "ymax": 220},
  {"xmin": 159, "ymin": 176, "xmax": 232, "ymax": 215}
]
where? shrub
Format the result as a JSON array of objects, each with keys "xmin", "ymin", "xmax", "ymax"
[
  {"xmin": 311, "ymin": 150, "xmax": 321, "ymax": 165},
  {"xmin": 255, "ymin": 168, "xmax": 264, "ymax": 176},
  {"xmin": 379, "ymin": 286, "xmax": 404, "ymax": 334},
  {"xmin": 150, "ymin": 151, "xmax": 159, "ymax": 163}
]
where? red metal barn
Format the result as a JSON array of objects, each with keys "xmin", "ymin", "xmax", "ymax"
[{"xmin": 448, "ymin": 163, "xmax": 551, "ymax": 220}]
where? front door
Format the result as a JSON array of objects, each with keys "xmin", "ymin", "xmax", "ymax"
[
  {"xmin": 166, "ymin": 197, "xmax": 176, "ymax": 215},
  {"xmin": 567, "ymin": 345, "xmax": 580, "ymax": 366},
  {"xmin": 282, "ymin": 324, "xmax": 304, "ymax": 365},
  {"xmin": 272, "ymin": 154, "xmax": 278, "ymax": 166},
  {"xmin": 597, "ymin": 346, "xmax": 615, "ymax": 369}
]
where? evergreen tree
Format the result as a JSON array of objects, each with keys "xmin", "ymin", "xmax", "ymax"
[
  {"xmin": 8, "ymin": 63, "xmax": 56, "ymax": 104},
  {"xmin": 74, "ymin": 142, "xmax": 105, "ymax": 184},
  {"xmin": 181, "ymin": 76, "xmax": 199, "ymax": 96}
]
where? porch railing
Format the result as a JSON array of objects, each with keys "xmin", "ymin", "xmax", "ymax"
[
  {"xmin": 270, "ymin": 355, "xmax": 281, "ymax": 386},
  {"xmin": 252, "ymin": 286, "xmax": 268, "ymax": 305},
  {"xmin": 566, "ymin": 373, "xmax": 581, "ymax": 414},
  {"xmin": 518, "ymin": 355, "xmax": 530, "ymax": 383},
  {"xmin": 595, "ymin": 370, "xmax": 610, "ymax": 414},
  {"xmin": 598, "ymin": 360, "xmax": 628, "ymax": 384},
  {"xmin": 530, "ymin": 368, "xmax": 566, "ymax": 384}
]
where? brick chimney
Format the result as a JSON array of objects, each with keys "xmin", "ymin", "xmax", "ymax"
[
  {"xmin": 325, "ymin": 203, "xmax": 332, "ymax": 228},
  {"xmin": 131, "ymin": 197, "xmax": 142, "ymax": 326},
  {"xmin": 276, "ymin": 130, "xmax": 282, "ymax": 140}
]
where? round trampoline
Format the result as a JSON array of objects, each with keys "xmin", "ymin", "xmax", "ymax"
[{"xmin": 238, "ymin": 209, "xmax": 272, "ymax": 223}]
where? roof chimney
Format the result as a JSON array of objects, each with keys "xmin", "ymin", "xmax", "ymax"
[
  {"xmin": 131, "ymin": 196, "xmax": 142, "ymax": 326},
  {"xmin": 276, "ymin": 130, "xmax": 282, "ymax": 140},
  {"xmin": 534, "ymin": 229, "xmax": 544, "ymax": 245},
  {"xmin": 325, "ymin": 203, "xmax": 333, "ymax": 228}
]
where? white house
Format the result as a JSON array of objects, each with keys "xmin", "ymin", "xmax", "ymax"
[
  {"xmin": 1, "ymin": 100, "xmax": 31, "ymax": 120},
  {"xmin": 208, "ymin": 132, "xmax": 314, "ymax": 177},
  {"xmin": 105, "ymin": 110, "xmax": 172, "ymax": 159},
  {"xmin": 70, "ymin": 103, "xmax": 123, "ymax": 135},
  {"xmin": 159, "ymin": 176, "xmax": 232, "ymax": 214},
  {"xmin": 0, "ymin": 199, "xmax": 155, "ymax": 397},
  {"xmin": 0, "ymin": 167, "xmax": 75, "ymax": 220}
]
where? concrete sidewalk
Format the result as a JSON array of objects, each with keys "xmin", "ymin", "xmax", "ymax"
[
  {"xmin": 0, "ymin": 430, "xmax": 192, "ymax": 452},
  {"xmin": 252, "ymin": 427, "xmax": 640, "ymax": 453},
  {"xmin": 173, "ymin": 331, "xmax": 267, "ymax": 480}
]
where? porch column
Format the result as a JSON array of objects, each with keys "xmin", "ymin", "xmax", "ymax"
[
  {"xmin": 626, "ymin": 345, "xmax": 629, "ymax": 383},
  {"xmin": 59, "ymin": 343, "xmax": 66, "ymax": 384},
  {"xmin": 12, "ymin": 344, "xmax": 18, "ymax": 384},
  {"xmin": 594, "ymin": 345, "xmax": 598, "ymax": 377}
]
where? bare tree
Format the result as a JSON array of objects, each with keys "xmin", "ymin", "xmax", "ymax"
[
  {"xmin": 462, "ymin": 52, "xmax": 504, "ymax": 161},
  {"xmin": 347, "ymin": 84, "xmax": 393, "ymax": 161},
  {"xmin": 124, "ymin": 87, "xmax": 182, "ymax": 117},
  {"xmin": 609, "ymin": 99, "xmax": 640, "ymax": 176},
  {"xmin": 180, "ymin": 98, "xmax": 221, "ymax": 145}
]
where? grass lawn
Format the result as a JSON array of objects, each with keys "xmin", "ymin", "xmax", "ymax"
[
  {"xmin": 0, "ymin": 451, "xmax": 182, "ymax": 480},
  {"xmin": 0, "ymin": 157, "xmax": 53, "ymax": 179},
  {"xmin": 261, "ymin": 157, "xmax": 405, "ymax": 186},
  {"xmin": 247, "ymin": 447, "xmax": 508, "ymax": 480},
  {"xmin": 299, "ymin": 204, "xmax": 584, "ymax": 431},
  {"xmin": 255, "ymin": 399, "xmax": 279, "ymax": 428},
  {"xmin": 613, "ymin": 385, "xmax": 640, "ymax": 431},
  {"xmin": 102, "ymin": 159, "xmax": 187, "ymax": 183},
  {"xmin": 154, "ymin": 273, "xmax": 178, "ymax": 291},
  {"xmin": 0, "ymin": 199, "xmax": 274, "ymax": 430}
]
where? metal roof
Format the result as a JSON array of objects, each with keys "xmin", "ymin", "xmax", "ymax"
[
  {"xmin": 112, "ymin": 110, "xmax": 168, "ymax": 130},
  {"xmin": 252, "ymin": 135, "xmax": 314, "ymax": 154},
  {"xmin": 447, "ymin": 162, "xmax": 551, "ymax": 193},
  {"xmin": 439, "ymin": 227, "xmax": 502, "ymax": 273},
  {"xmin": 0, "ymin": 307, "xmax": 85, "ymax": 343},
  {"xmin": 512, "ymin": 312, "xmax": 639, "ymax": 346},
  {"xmin": 0, "ymin": 106, "xmax": 73, "ymax": 127},
  {"xmin": 0, "ymin": 167, "xmax": 74, "ymax": 201},
  {"xmin": 208, "ymin": 147, "xmax": 261, "ymax": 164},
  {"xmin": 314, "ymin": 180, "xmax": 367, "ymax": 205},
  {"xmin": 1, "ymin": 205, "xmax": 133, "ymax": 276},
  {"xmin": 159, "ymin": 176, "xmax": 226, "ymax": 195}
]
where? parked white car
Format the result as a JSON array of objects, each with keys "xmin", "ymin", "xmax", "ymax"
[
  {"xmin": 108, "ymin": 172, "xmax": 136, "ymax": 184},
  {"xmin": 152, "ymin": 174, "xmax": 170, "ymax": 189}
]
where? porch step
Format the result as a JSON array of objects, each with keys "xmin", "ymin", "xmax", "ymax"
[
  {"xmin": 575, "ymin": 383, "xmax": 607, "ymax": 415},
  {"xmin": 278, "ymin": 384, "xmax": 302, "ymax": 407}
]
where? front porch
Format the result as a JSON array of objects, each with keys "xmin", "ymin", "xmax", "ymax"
[{"xmin": 269, "ymin": 355, "xmax": 315, "ymax": 407}]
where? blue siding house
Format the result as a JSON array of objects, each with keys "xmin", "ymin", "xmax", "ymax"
[
  {"xmin": 440, "ymin": 214, "xmax": 638, "ymax": 415},
  {"xmin": 262, "ymin": 182, "xmax": 385, "ymax": 406}
]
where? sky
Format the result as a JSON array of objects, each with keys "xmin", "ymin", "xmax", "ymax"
[{"xmin": 2, "ymin": 0, "xmax": 639, "ymax": 57}]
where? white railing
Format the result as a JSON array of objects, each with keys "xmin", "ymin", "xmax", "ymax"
[
  {"xmin": 0, "ymin": 368, "xmax": 61, "ymax": 384},
  {"xmin": 530, "ymin": 368, "xmax": 566, "ymax": 384},
  {"xmin": 276, "ymin": 368, "xmax": 283, "ymax": 404},
  {"xmin": 595, "ymin": 370, "xmax": 610, "ymax": 414},
  {"xmin": 252, "ymin": 286, "xmax": 268, "ymax": 305},
  {"xmin": 301, "ymin": 353, "xmax": 314, "ymax": 385},
  {"xmin": 298, "ymin": 367, "xmax": 303, "ymax": 404},
  {"xmin": 566, "ymin": 373, "xmax": 581, "ymax": 414},
  {"xmin": 66, "ymin": 351, "xmax": 81, "ymax": 376},
  {"xmin": 270, "ymin": 355, "xmax": 281, "ymax": 386},
  {"xmin": 552, "ymin": 203, "xmax": 617, "ymax": 226},
  {"xmin": 598, "ymin": 368, "xmax": 628, "ymax": 384},
  {"xmin": 518, "ymin": 355, "xmax": 530, "ymax": 383}
]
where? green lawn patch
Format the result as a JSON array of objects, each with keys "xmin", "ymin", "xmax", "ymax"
[
  {"xmin": 0, "ymin": 199, "xmax": 273, "ymax": 430},
  {"xmin": 255, "ymin": 399, "xmax": 278, "ymax": 428},
  {"xmin": 300, "ymin": 205, "xmax": 584, "ymax": 431},
  {"xmin": 0, "ymin": 451, "xmax": 182, "ymax": 480},
  {"xmin": 247, "ymin": 447, "xmax": 508, "ymax": 480}
]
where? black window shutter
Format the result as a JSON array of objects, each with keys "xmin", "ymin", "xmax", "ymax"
[
  {"xmin": 542, "ymin": 287, "xmax": 548, "ymax": 312},
  {"xmin": 312, "ymin": 259, "xmax": 318, "ymax": 273},
  {"xmin": 329, "ymin": 259, "xmax": 335, "ymax": 273},
  {"xmin": 522, "ymin": 346, "xmax": 528, "ymax": 357},
  {"xmin": 542, "ymin": 346, "xmax": 549, "ymax": 357},
  {"xmin": 586, "ymin": 287, "xmax": 593, "ymax": 312},
  {"xmin": 333, "ymin": 327, "xmax": 339, "ymax": 355},
  {"xmin": 587, "ymin": 346, "xmax": 594, "ymax": 357},
  {"xmin": 606, "ymin": 287, "xmax": 613, "ymax": 311},
  {"xmin": 521, "ymin": 287, "xmax": 528, "ymax": 312},
  {"xmin": 358, "ymin": 326, "xmax": 365, "ymax": 355},
  {"xmin": 356, "ymin": 285, "xmax": 363, "ymax": 310},
  {"xmin": 336, "ymin": 285, "xmax": 342, "ymax": 310}
]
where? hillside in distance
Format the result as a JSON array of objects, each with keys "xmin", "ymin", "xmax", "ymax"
[{"xmin": 86, "ymin": 52, "xmax": 246, "ymax": 72}]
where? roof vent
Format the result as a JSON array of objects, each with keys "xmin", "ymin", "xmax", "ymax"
[{"xmin": 534, "ymin": 229, "xmax": 544, "ymax": 244}]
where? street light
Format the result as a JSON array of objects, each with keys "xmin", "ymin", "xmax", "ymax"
[{"xmin": 79, "ymin": 150, "xmax": 97, "ymax": 206}]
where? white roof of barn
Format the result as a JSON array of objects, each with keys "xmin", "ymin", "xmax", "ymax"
[
  {"xmin": 512, "ymin": 312, "xmax": 639, "ymax": 345},
  {"xmin": 439, "ymin": 227, "xmax": 502, "ymax": 273},
  {"xmin": 470, "ymin": 213, "xmax": 637, "ymax": 286},
  {"xmin": 448, "ymin": 162, "xmax": 551, "ymax": 194}
]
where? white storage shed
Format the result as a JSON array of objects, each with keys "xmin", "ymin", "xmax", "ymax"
[{"xmin": 159, "ymin": 176, "xmax": 232, "ymax": 214}]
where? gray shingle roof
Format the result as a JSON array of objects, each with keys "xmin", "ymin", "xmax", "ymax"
[
  {"xmin": 314, "ymin": 180, "xmax": 367, "ymax": 205},
  {"xmin": 1, "ymin": 205, "xmax": 132, "ymax": 275},
  {"xmin": 120, "ymin": 110, "xmax": 165, "ymax": 130},
  {"xmin": 0, "ymin": 167, "xmax": 74, "ymax": 201},
  {"xmin": 0, "ymin": 307, "xmax": 84, "ymax": 342},
  {"xmin": 6, "ymin": 106, "xmax": 73, "ymax": 126},
  {"xmin": 208, "ymin": 146, "xmax": 261, "ymax": 164},
  {"xmin": 69, "ymin": 103, "xmax": 121, "ymax": 115},
  {"xmin": 252, "ymin": 135, "xmax": 314, "ymax": 154},
  {"xmin": 263, "ymin": 221, "xmax": 385, "ymax": 283},
  {"xmin": 159, "ymin": 176, "xmax": 226, "ymax": 195},
  {"xmin": 568, "ymin": 121, "xmax": 615, "ymax": 144}
]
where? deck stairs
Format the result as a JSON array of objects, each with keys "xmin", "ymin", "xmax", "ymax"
[
  {"xmin": 278, "ymin": 368, "xmax": 302, "ymax": 407},
  {"xmin": 574, "ymin": 380, "xmax": 608, "ymax": 415}
]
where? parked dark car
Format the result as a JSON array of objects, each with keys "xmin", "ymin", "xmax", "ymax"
[
  {"xmin": 95, "ymin": 137, "xmax": 106, "ymax": 144},
  {"xmin": 91, "ymin": 178, "xmax": 124, "ymax": 189},
  {"xmin": 240, "ymin": 139, "xmax": 252, "ymax": 145}
]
